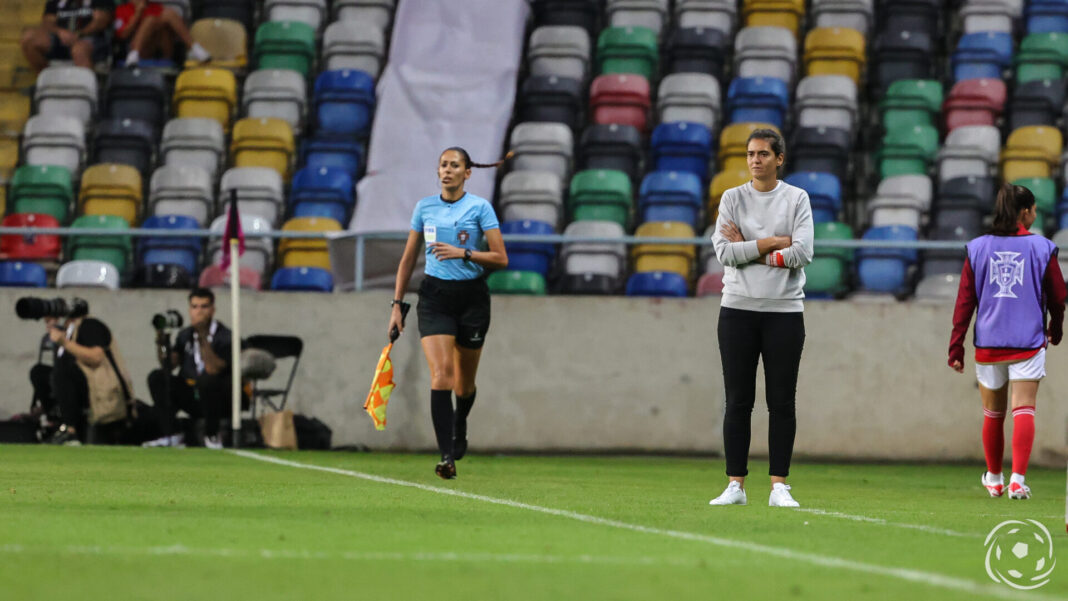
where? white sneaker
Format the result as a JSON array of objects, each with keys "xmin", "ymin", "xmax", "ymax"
[
  {"xmin": 769, "ymin": 483, "xmax": 800, "ymax": 507},
  {"xmin": 204, "ymin": 435, "xmax": 223, "ymax": 450},
  {"xmin": 981, "ymin": 472, "xmax": 1005, "ymax": 497},
  {"xmin": 1008, "ymin": 481, "xmax": 1031, "ymax": 500},
  {"xmin": 709, "ymin": 481, "xmax": 747, "ymax": 505},
  {"xmin": 142, "ymin": 433, "xmax": 185, "ymax": 448}
]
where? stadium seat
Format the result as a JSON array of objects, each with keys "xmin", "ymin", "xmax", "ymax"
[
  {"xmin": 625, "ymin": 271, "xmax": 689, "ymax": 296},
  {"xmin": 632, "ymin": 221, "xmax": 696, "ymax": 278},
  {"xmin": 578, "ymin": 124, "xmax": 644, "ymax": 181},
  {"xmin": 300, "ymin": 136, "xmax": 365, "ymax": 177},
  {"xmin": 951, "ymin": 32, "xmax": 1014, "ymax": 82},
  {"xmin": 873, "ymin": 174, "xmax": 933, "ymax": 215},
  {"xmin": 500, "ymin": 220, "xmax": 556, "ymax": 276},
  {"xmin": 871, "ymin": 29, "xmax": 935, "ymax": 95},
  {"xmin": 0, "ymin": 261, "xmax": 47, "ymax": 288},
  {"xmin": 650, "ymin": 122, "xmax": 712, "ymax": 181},
  {"xmin": 244, "ymin": 69, "xmax": 308, "ymax": 136},
  {"xmin": 933, "ymin": 175, "xmax": 995, "ymax": 231},
  {"xmin": 936, "ymin": 125, "xmax": 1000, "ymax": 184},
  {"xmin": 1027, "ymin": 1, "xmax": 1068, "ymax": 34},
  {"xmin": 743, "ymin": 0, "xmax": 805, "ymax": 35},
  {"xmin": 517, "ymin": 75, "xmax": 585, "ymax": 131},
  {"xmin": 735, "ymin": 26, "xmax": 797, "ymax": 85},
  {"xmin": 230, "ymin": 117, "xmax": 295, "ymax": 181},
  {"xmin": 959, "ymin": 0, "xmax": 1016, "ymax": 34},
  {"xmin": 569, "ymin": 169, "xmax": 634, "ymax": 228},
  {"xmin": 290, "ymin": 165, "xmax": 355, "ymax": 224},
  {"xmin": 0, "ymin": 213, "xmax": 61, "ymax": 261},
  {"xmin": 804, "ymin": 27, "xmax": 867, "ymax": 84},
  {"xmin": 34, "ymin": 66, "xmax": 97, "ymax": 126},
  {"xmin": 271, "ymin": 266, "xmax": 334, "ymax": 292},
  {"xmin": 21, "ymin": 114, "xmax": 85, "ymax": 177},
  {"xmin": 657, "ymin": 73, "xmax": 721, "ymax": 133},
  {"xmin": 207, "ymin": 214, "xmax": 274, "ymax": 275},
  {"xmin": 264, "ymin": 0, "xmax": 327, "ymax": 31},
  {"xmin": 528, "ymin": 25, "xmax": 591, "ymax": 82},
  {"xmin": 103, "ymin": 68, "xmax": 167, "ymax": 133},
  {"xmin": 1008, "ymin": 78, "xmax": 1067, "ymax": 130},
  {"xmin": 559, "ymin": 220, "xmax": 627, "ymax": 294},
  {"xmin": 508, "ymin": 122, "xmax": 574, "ymax": 183},
  {"xmin": 254, "ymin": 21, "xmax": 316, "ymax": 76},
  {"xmin": 149, "ymin": 165, "xmax": 215, "ymax": 226},
  {"xmin": 278, "ymin": 217, "xmax": 342, "ymax": 270},
  {"xmin": 1000, "ymin": 125, "xmax": 1063, "ymax": 181},
  {"xmin": 709, "ymin": 168, "xmax": 750, "ymax": 214},
  {"xmin": 333, "ymin": 0, "xmax": 396, "ymax": 30},
  {"xmin": 810, "ymin": 0, "xmax": 873, "ymax": 35},
  {"xmin": 0, "ymin": 92, "xmax": 31, "ymax": 137},
  {"xmin": 921, "ymin": 225, "xmax": 970, "ymax": 278},
  {"xmin": 877, "ymin": 124, "xmax": 939, "ymax": 178},
  {"xmin": 667, "ymin": 26, "xmax": 729, "ymax": 81},
  {"xmin": 199, "ymin": 0, "xmax": 255, "ymax": 31},
  {"xmin": 805, "ymin": 220, "xmax": 853, "ymax": 296},
  {"xmin": 56, "ymin": 260, "xmax": 121, "ymax": 290},
  {"xmin": 914, "ymin": 273, "xmax": 962, "ymax": 301},
  {"xmin": 322, "ymin": 21, "xmax": 386, "ymax": 77},
  {"xmin": 313, "ymin": 70, "xmax": 375, "ymax": 137},
  {"xmin": 138, "ymin": 263, "xmax": 194, "ymax": 289},
  {"xmin": 596, "ymin": 26, "xmax": 659, "ymax": 80},
  {"xmin": 532, "ymin": 0, "xmax": 601, "ymax": 39},
  {"xmin": 174, "ymin": 68, "xmax": 238, "ymax": 133},
  {"xmin": 1015, "ymin": 32, "xmax": 1068, "ymax": 83},
  {"xmin": 943, "ymin": 78, "xmax": 1006, "ymax": 131},
  {"xmin": 784, "ymin": 172, "xmax": 841, "ymax": 223},
  {"xmin": 187, "ymin": 18, "xmax": 248, "ymax": 72},
  {"xmin": 79, "ymin": 163, "xmax": 143, "ymax": 226},
  {"xmin": 92, "ymin": 118, "xmax": 158, "ymax": 175},
  {"xmin": 160, "ymin": 118, "xmax": 226, "ymax": 180},
  {"xmin": 220, "ymin": 167, "xmax": 286, "ymax": 226},
  {"xmin": 10, "ymin": 165, "xmax": 73, "ymax": 223},
  {"xmin": 790, "ymin": 126, "xmax": 852, "ymax": 180},
  {"xmin": 198, "ymin": 264, "xmax": 263, "ymax": 290},
  {"xmin": 718, "ymin": 121, "xmax": 780, "ymax": 173},
  {"xmin": 590, "ymin": 74, "xmax": 651, "ymax": 133},
  {"xmin": 866, "ymin": 189, "xmax": 925, "ymax": 229},
  {"xmin": 726, "ymin": 76, "xmax": 790, "ymax": 128},
  {"xmin": 855, "ymin": 225, "xmax": 918, "ymax": 295},
  {"xmin": 795, "ymin": 75, "xmax": 857, "ymax": 133},
  {"xmin": 139, "ymin": 215, "xmax": 202, "ymax": 276},
  {"xmin": 487, "ymin": 270, "xmax": 548, "ymax": 295},
  {"xmin": 675, "ymin": 0, "xmax": 737, "ymax": 34},
  {"xmin": 1013, "ymin": 177, "xmax": 1057, "ymax": 218},
  {"xmin": 638, "ymin": 170, "xmax": 703, "ymax": 228},
  {"xmin": 879, "ymin": 79, "xmax": 944, "ymax": 130},
  {"xmin": 158, "ymin": 0, "xmax": 192, "ymax": 21},
  {"xmin": 499, "ymin": 170, "xmax": 565, "ymax": 228},
  {"xmin": 69, "ymin": 215, "xmax": 132, "ymax": 273},
  {"xmin": 606, "ymin": 0, "xmax": 669, "ymax": 37}
]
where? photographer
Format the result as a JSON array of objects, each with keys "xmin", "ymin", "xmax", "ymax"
[{"xmin": 146, "ymin": 288, "xmax": 233, "ymax": 449}]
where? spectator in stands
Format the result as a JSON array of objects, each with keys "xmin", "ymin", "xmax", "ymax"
[
  {"xmin": 948, "ymin": 183, "xmax": 1065, "ymax": 501},
  {"xmin": 21, "ymin": 0, "xmax": 115, "ymax": 73},
  {"xmin": 146, "ymin": 288, "xmax": 234, "ymax": 449},
  {"xmin": 708, "ymin": 128, "xmax": 814, "ymax": 508},
  {"xmin": 113, "ymin": 0, "xmax": 210, "ymax": 66},
  {"xmin": 388, "ymin": 147, "xmax": 509, "ymax": 480}
]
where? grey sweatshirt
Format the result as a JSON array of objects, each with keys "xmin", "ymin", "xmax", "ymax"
[{"xmin": 711, "ymin": 181, "xmax": 815, "ymax": 312}]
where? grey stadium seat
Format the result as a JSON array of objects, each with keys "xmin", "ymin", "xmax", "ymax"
[
  {"xmin": 528, "ymin": 26, "xmax": 591, "ymax": 82},
  {"xmin": 264, "ymin": 0, "xmax": 328, "ymax": 32},
  {"xmin": 914, "ymin": 273, "xmax": 962, "ymax": 301},
  {"xmin": 333, "ymin": 0, "xmax": 396, "ymax": 31},
  {"xmin": 959, "ymin": 0, "xmax": 1017, "ymax": 34},
  {"xmin": 811, "ymin": 0, "xmax": 874, "ymax": 36},
  {"xmin": 220, "ymin": 167, "xmax": 285, "ymax": 226},
  {"xmin": 734, "ymin": 27, "xmax": 798, "ymax": 85},
  {"xmin": 499, "ymin": 171, "xmax": 564, "ymax": 229},
  {"xmin": 322, "ymin": 21, "xmax": 386, "ymax": 77},
  {"xmin": 607, "ymin": 0, "xmax": 670, "ymax": 37},
  {"xmin": 561, "ymin": 220, "xmax": 627, "ymax": 281},
  {"xmin": 22, "ymin": 114, "xmax": 85, "ymax": 177},
  {"xmin": 657, "ymin": 73, "xmax": 721, "ymax": 133},
  {"xmin": 57, "ymin": 261, "xmax": 121, "ymax": 290},
  {"xmin": 161, "ymin": 118, "xmax": 226, "ymax": 180},
  {"xmin": 208, "ymin": 214, "xmax": 274, "ymax": 276},
  {"xmin": 674, "ymin": 0, "xmax": 737, "ymax": 35},
  {"xmin": 508, "ymin": 122, "xmax": 574, "ymax": 182},
  {"xmin": 796, "ymin": 75, "xmax": 857, "ymax": 132},
  {"xmin": 243, "ymin": 69, "xmax": 308, "ymax": 136},
  {"xmin": 937, "ymin": 125, "xmax": 1000, "ymax": 184},
  {"xmin": 34, "ymin": 66, "xmax": 98, "ymax": 127},
  {"xmin": 149, "ymin": 165, "xmax": 215, "ymax": 227}
]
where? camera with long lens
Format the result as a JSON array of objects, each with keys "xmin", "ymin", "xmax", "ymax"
[
  {"xmin": 15, "ymin": 297, "xmax": 89, "ymax": 321},
  {"xmin": 152, "ymin": 310, "xmax": 183, "ymax": 331}
]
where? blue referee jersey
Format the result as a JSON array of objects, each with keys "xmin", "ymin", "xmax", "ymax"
[{"xmin": 410, "ymin": 192, "xmax": 500, "ymax": 280}]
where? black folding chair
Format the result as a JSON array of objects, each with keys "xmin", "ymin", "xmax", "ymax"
[{"xmin": 243, "ymin": 334, "xmax": 303, "ymax": 418}]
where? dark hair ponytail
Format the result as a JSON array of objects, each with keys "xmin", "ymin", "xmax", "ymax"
[
  {"xmin": 442, "ymin": 147, "xmax": 514, "ymax": 169},
  {"xmin": 991, "ymin": 183, "xmax": 1035, "ymax": 235}
]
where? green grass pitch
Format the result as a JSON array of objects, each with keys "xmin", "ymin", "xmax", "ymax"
[{"xmin": 2, "ymin": 445, "xmax": 1066, "ymax": 600}]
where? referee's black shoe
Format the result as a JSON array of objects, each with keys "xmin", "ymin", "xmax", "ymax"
[
  {"xmin": 453, "ymin": 437, "xmax": 468, "ymax": 461},
  {"xmin": 435, "ymin": 456, "xmax": 457, "ymax": 480}
]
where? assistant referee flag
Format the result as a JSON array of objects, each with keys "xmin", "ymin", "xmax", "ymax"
[{"xmin": 220, "ymin": 189, "xmax": 245, "ymax": 270}]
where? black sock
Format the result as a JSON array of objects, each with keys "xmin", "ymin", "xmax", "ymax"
[
  {"xmin": 454, "ymin": 389, "xmax": 476, "ymax": 440},
  {"xmin": 430, "ymin": 389, "xmax": 454, "ymax": 460}
]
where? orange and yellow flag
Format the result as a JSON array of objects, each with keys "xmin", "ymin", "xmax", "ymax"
[{"xmin": 363, "ymin": 343, "xmax": 396, "ymax": 430}]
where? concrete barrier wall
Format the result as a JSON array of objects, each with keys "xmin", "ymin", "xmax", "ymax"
[{"xmin": 1, "ymin": 289, "xmax": 1064, "ymax": 466}]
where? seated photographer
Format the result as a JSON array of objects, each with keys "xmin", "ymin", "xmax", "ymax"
[{"xmin": 146, "ymin": 288, "xmax": 234, "ymax": 449}]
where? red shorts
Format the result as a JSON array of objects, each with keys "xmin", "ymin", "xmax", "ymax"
[{"xmin": 113, "ymin": 2, "xmax": 166, "ymax": 38}]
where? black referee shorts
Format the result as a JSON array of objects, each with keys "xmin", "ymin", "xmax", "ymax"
[{"xmin": 417, "ymin": 275, "xmax": 491, "ymax": 349}]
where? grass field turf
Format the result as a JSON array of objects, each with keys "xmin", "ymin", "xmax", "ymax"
[{"xmin": 1, "ymin": 445, "xmax": 1066, "ymax": 600}]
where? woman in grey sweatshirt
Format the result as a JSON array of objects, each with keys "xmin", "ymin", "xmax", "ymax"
[{"xmin": 707, "ymin": 128, "xmax": 814, "ymax": 508}]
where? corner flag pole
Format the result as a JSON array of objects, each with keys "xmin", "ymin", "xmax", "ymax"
[{"xmin": 231, "ymin": 236, "xmax": 241, "ymax": 449}]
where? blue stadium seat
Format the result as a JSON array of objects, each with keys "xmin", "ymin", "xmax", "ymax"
[
  {"xmin": 500, "ymin": 220, "xmax": 556, "ymax": 277},
  {"xmin": 784, "ymin": 172, "xmax": 841, "ymax": 223},
  {"xmin": 638, "ymin": 171, "xmax": 703, "ymax": 228},
  {"xmin": 951, "ymin": 32, "xmax": 1014, "ymax": 81},
  {"xmin": 300, "ymin": 137, "xmax": 365, "ymax": 177},
  {"xmin": 855, "ymin": 225, "xmax": 919, "ymax": 294},
  {"xmin": 271, "ymin": 266, "xmax": 334, "ymax": 292},
  {"xmin": 1058, "ymin": 190, "xmax": 1068, "ymax": 229},
  {"xmin": 726, "ymin": 77, "xmax": 790, "ymax": 128},
  {"xmin": 139, "ymin": 215, "xmax": 202, "ymax": 275},
  {"xmin": 625, "ymin": 271, "xmax": 689, "ymax": 297},
  {"xmin": 290, "ymin": 165, "xmax": 355, "ymax": 224},
  {"xmin": 650, "ymin": 122, "xmax": 712, "ymax": 182},
  {"xmin": 0, "ymin": 261, "xmax": 48, "ymax": 287},
  {"xmin": 313, "ymin": 69, "xmax": 376, "ymax": 137},
  {"xmin": 1027, "ymin": 1, "xmax": 1068, "ymax": 34}
]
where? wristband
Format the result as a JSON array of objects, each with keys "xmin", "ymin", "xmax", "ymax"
[
  {"xmin": 390, "ymin": 299, "xmax": 404, "ymax": 307},
  {"xmin": 464, "ymin": 249, "xmax": 472, "ymax": 261},
  {"xmin": 764, "ymin": 251, "xmax": 785, "ymax": 267}
]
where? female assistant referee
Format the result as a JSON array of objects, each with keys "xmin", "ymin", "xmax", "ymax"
[
  {"xmin": 948, "ymin": 183, "xmax": 1064, "ymax": 500},
  {"xmin": 388, "ymin": 147, "xmax": 509, "ymax": 480}
]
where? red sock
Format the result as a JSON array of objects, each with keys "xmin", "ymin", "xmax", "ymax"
[
  {"xmin": 1012, "ymin": 406, "xmax": 1036, "ymax": 476},
  {"xmin": 982, "ymin": 409, "xmax": 1005, "ymax": 475}
]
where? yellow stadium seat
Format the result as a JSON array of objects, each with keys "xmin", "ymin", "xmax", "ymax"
[
  {"xmin": 174, "ymin": 68, "xmax": 238, "ymax": 133},
  {"xmin": 1000, "ymin": 160, "xmax": 1050, "ymax": 182},
  {"xmin": 804, "ymin": 27, "xmax": 866, "ymax": 83},
  {"xmin": 231, "ymin": 117, "xmax": 295, "ymax": 180},
  {"xmin": 279, "ymin": 216, "xmax": 342, "ymax": 269},
  {"xmin": 0, "ymin": 92, "xmax": 31, "ymax": 136},
  {"xmin": 743, "ymin": 0, "xmax": 805, "ymax": 36},
  {"xmin": 79, "ymin": 163, "xmax": 143, "ymax": 225},
  {"xmin": 709, "ymin": 168, "xmax": 751, "ymax": 212},
  {"xmin": 632, "ymin": 221, "xmax": 697, "ymax": 279},
  {"xmin": 1003, "ymin": 126, "xmax": 1062, "ymax": 164},
  {"xmin": 0, "ymin": 136, "xmax": 19, "ymax": 172},
  {"xmin": 718, "ymin": 122, "xmax": 780, "ymax": 164},
  {"xmin": 186, "ymin": 19, "xmax": 248, "ymax": 72},
  {"xmin": 0, "ymin": 178, "xmax": 6, "ymax": 216}
]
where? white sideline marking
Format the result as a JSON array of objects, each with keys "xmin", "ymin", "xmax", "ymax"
[
  {"xmin": 796, "ymin": 508, "xmax": 981, "ymax": 538},
  {"xmin": 229, "ymin": 450, "xmax": 1065, "ymax": 601}
]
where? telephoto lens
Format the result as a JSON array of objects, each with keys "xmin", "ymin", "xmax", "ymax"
[
  {"xmin": 16, "ymin": 297, "xmax": 69, "ymax": 320},
  {"xmin": 152, "ymin": 310, "xmax": 184, "ymax": 331}
]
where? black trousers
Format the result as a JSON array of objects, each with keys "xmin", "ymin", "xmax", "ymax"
[
  {"xmin": 147, "ymin": 369, "xmax": 231, "ymax": 437},
  {"xmin": 51, "ymin": 359, "xmax": 89, "ymax": 433},
  {"xmin": 718, "ymin": 307, "xmax": 805, "ymax": 478}
]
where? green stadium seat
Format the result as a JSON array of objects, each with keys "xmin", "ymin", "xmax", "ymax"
[
  {"xmin": 10, "ymin": 165, "xmax": 74, "ymax": 223},
  {"xmin": 568, "ymin": 169, "xmax": 633, "ymax": 228},
  {"xmin": 880, "ymin": 80, "xmax": 944, "ymax": 130},
  {"xmin": 254, "ymin": 21, "xmax": 317, "ymax": 76},
  {"xmin": 69, "ymin": 214, "xmax": 132, "ymax": 273},
  {"xmin": 877, "ymin": 124, "xmax": 939, "ymax": 178},
  {"xmin": 1012, "ymin": 177, "xmax": 1056, "ymax": 217},
  {"xmin": 487, "ymin": 270, "xmax": 547, "ymax": 295},
  {"xmin": 597, "ymin": 26, "xmax": 659, "ymax": 80},
  {"xmin": 1015, "ymin": 33, "xmax": 1068, "ymax": 84},
  {"xmin": 805, "ymin": 221, "xmax": 853, "ymax": 296}
]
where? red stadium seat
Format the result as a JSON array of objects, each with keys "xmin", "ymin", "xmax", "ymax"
[
  {"xmin": 590, "ymin": 74, "xmax": 651, "ymax": 134},
  {"xmin": 943, "ymin": 78, "xmax": 1006, "ymax": 132},
  {"xmin": 696, "ymin": 271, "xmax": 724, "ymax": 297},
  {"xmin": 198, "ymin": 264, "xmax": 263, "ymax": 291},
  {"xmin": 0, "ymin": 213, "xmax": 61, "ymax": 261}
]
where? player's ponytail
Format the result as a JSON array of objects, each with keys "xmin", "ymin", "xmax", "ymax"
[
  {"xmin": 991, "ymin": 182, "xmax": 1035, "ymax": 236},
  {"xmin": 442, "ymin": 147, "xmax": 514, "ymax": 169}
]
